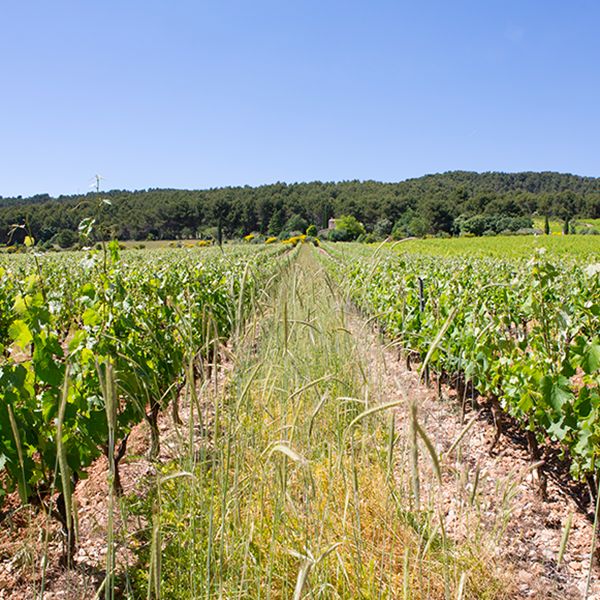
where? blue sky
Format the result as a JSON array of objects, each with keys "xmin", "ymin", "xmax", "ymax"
[{"xmin": 1, "ymin": 0, "xmax": 598, "ymax": 197}]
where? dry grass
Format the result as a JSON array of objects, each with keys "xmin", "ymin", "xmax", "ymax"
[{"xmin": 127, "ymin": 245, "xmax": 508, "ymax": 598}]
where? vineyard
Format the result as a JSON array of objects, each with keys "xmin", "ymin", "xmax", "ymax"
[
  {"xmin": 327, "ymin": 241, "xmax": 600, "ymax": 480},
  {"xmin": 0, "ymin": 237, "xmax": 599, "ymax": 598},
  {"xmin": 0, "ymin": 243, "xmax": 288, "ymax": 588}
]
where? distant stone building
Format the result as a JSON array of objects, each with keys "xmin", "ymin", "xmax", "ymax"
[{"xmin": 328, "ymin": 218, "xmax": 336, "ymax": 230}]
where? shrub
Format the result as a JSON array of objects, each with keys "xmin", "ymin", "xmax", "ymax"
[
  {"xmin": 374, "ymin": 218, "xmax": 393, "ymax": 237},
  {"xmin": 330, "ymin": 215, "xmax": 365, "ymax": 241},
  {"xmin": 391, "ymin": 214, "xmax": 429, "ymax": 239},
  {"xmin": 457, "ymin": 214, "xmax": 533, "ymax": 236},
  {"xmin": 358, "ymin": 232, "xmax": 379, "ymax": 243},
  {"xmin": 285, "ymin": 214, "xmax": 308, "ymax": 233},
  {"xmin": 55, "ymin": 229, "xmax": 78, "ymax": 249},
  {"xmin": 306, "ymin": 224, "xmax": 318, "ymax": 237}
]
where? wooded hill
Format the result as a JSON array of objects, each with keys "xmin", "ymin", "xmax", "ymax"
[{"xmin": 1, "ymin": 171, "xmax": 598, "ymax": 245}]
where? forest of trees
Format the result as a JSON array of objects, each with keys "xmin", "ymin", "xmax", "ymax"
[{"xmin": 0, "ymin": 171, "xmax": 598, "ymax": 246}]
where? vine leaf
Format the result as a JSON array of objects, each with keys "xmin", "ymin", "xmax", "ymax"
[
  {"xmin": 8, "ymin": 320, "xmax": 32, "ymax": 350},
  {"xmin": 582, "ymin": 343, "xmax": 600, "ymax": 375},
  {"xmin": 541, "ymin": 375, "xmax": 572, "ymax": 412}
]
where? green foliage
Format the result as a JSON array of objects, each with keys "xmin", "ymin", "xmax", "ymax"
[
  {"xmin": 284, "ymin": 213, "xmax": 308, "ymax": 233},
  {"xmin": 306, "ymin": 223, "xmax": 318, "ymax": 237},
  {"xmin": 330, "ymin": 215, "xmax": 365, "ymax": 241},
  {"xmin": 373, "ymin": 217, "xmax": 393, "ymax": 237},
  {"xmin": 268, "ymin": 207, "xmax": 285, "ymax": 236},
  {"xmin": 455, "ymin": 214, "xmax": 533, "ymax": 236},
  {"xmin": 54, "ymin": 229, "xmax": 78, "ymax": 248},
  {"xmin": 0, "ymin": 171, "xmax": 597, "ymax": 245},
  {"xmin": 377, "ymin": 235, "xmax": 600, "ymax": 260},
  {"xmin": 326, "ymin": 243, "xmax": 600, "ymax": 478},
  {"xmin": 392, "ymin": 209, "xmax": 429, "ymax": 239},
  {"xmin": 0, "ymin": 245, "xmax": 286, "ymax": 511}
]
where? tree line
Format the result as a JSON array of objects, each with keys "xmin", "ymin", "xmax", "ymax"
[{"xmin": 0, "ymin": 171, "xmax": 598, "ymax": 246}]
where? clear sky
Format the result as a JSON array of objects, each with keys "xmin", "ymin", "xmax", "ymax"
[{"xmin": 1, "ymin": 0, "xmax": 598, "ymax": 197}]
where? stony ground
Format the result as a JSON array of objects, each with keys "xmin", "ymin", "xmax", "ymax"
[
  {"xmin": 352, "ymin": 310, "xmax": 600, "ymax": 599},
  {"xmin": 0, "ymin": 360, "xmax": 230, "ymax": 600},
  {"xmin": 1, "ymin": 260, "xmax": 599, "ymax": 598}
]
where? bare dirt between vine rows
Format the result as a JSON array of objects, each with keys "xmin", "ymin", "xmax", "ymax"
[
  {"xmin": 350, "ymin": 309, "xmax": 600, "ymax": 599},
  {"xmin": 0, "ymin": 358, "xmax": 231, "ymax": 600}
]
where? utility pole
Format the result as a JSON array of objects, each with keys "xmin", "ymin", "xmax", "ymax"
[{"xmin": 93, "ymin": 174, "xmax": 104, "ymax": 193}]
